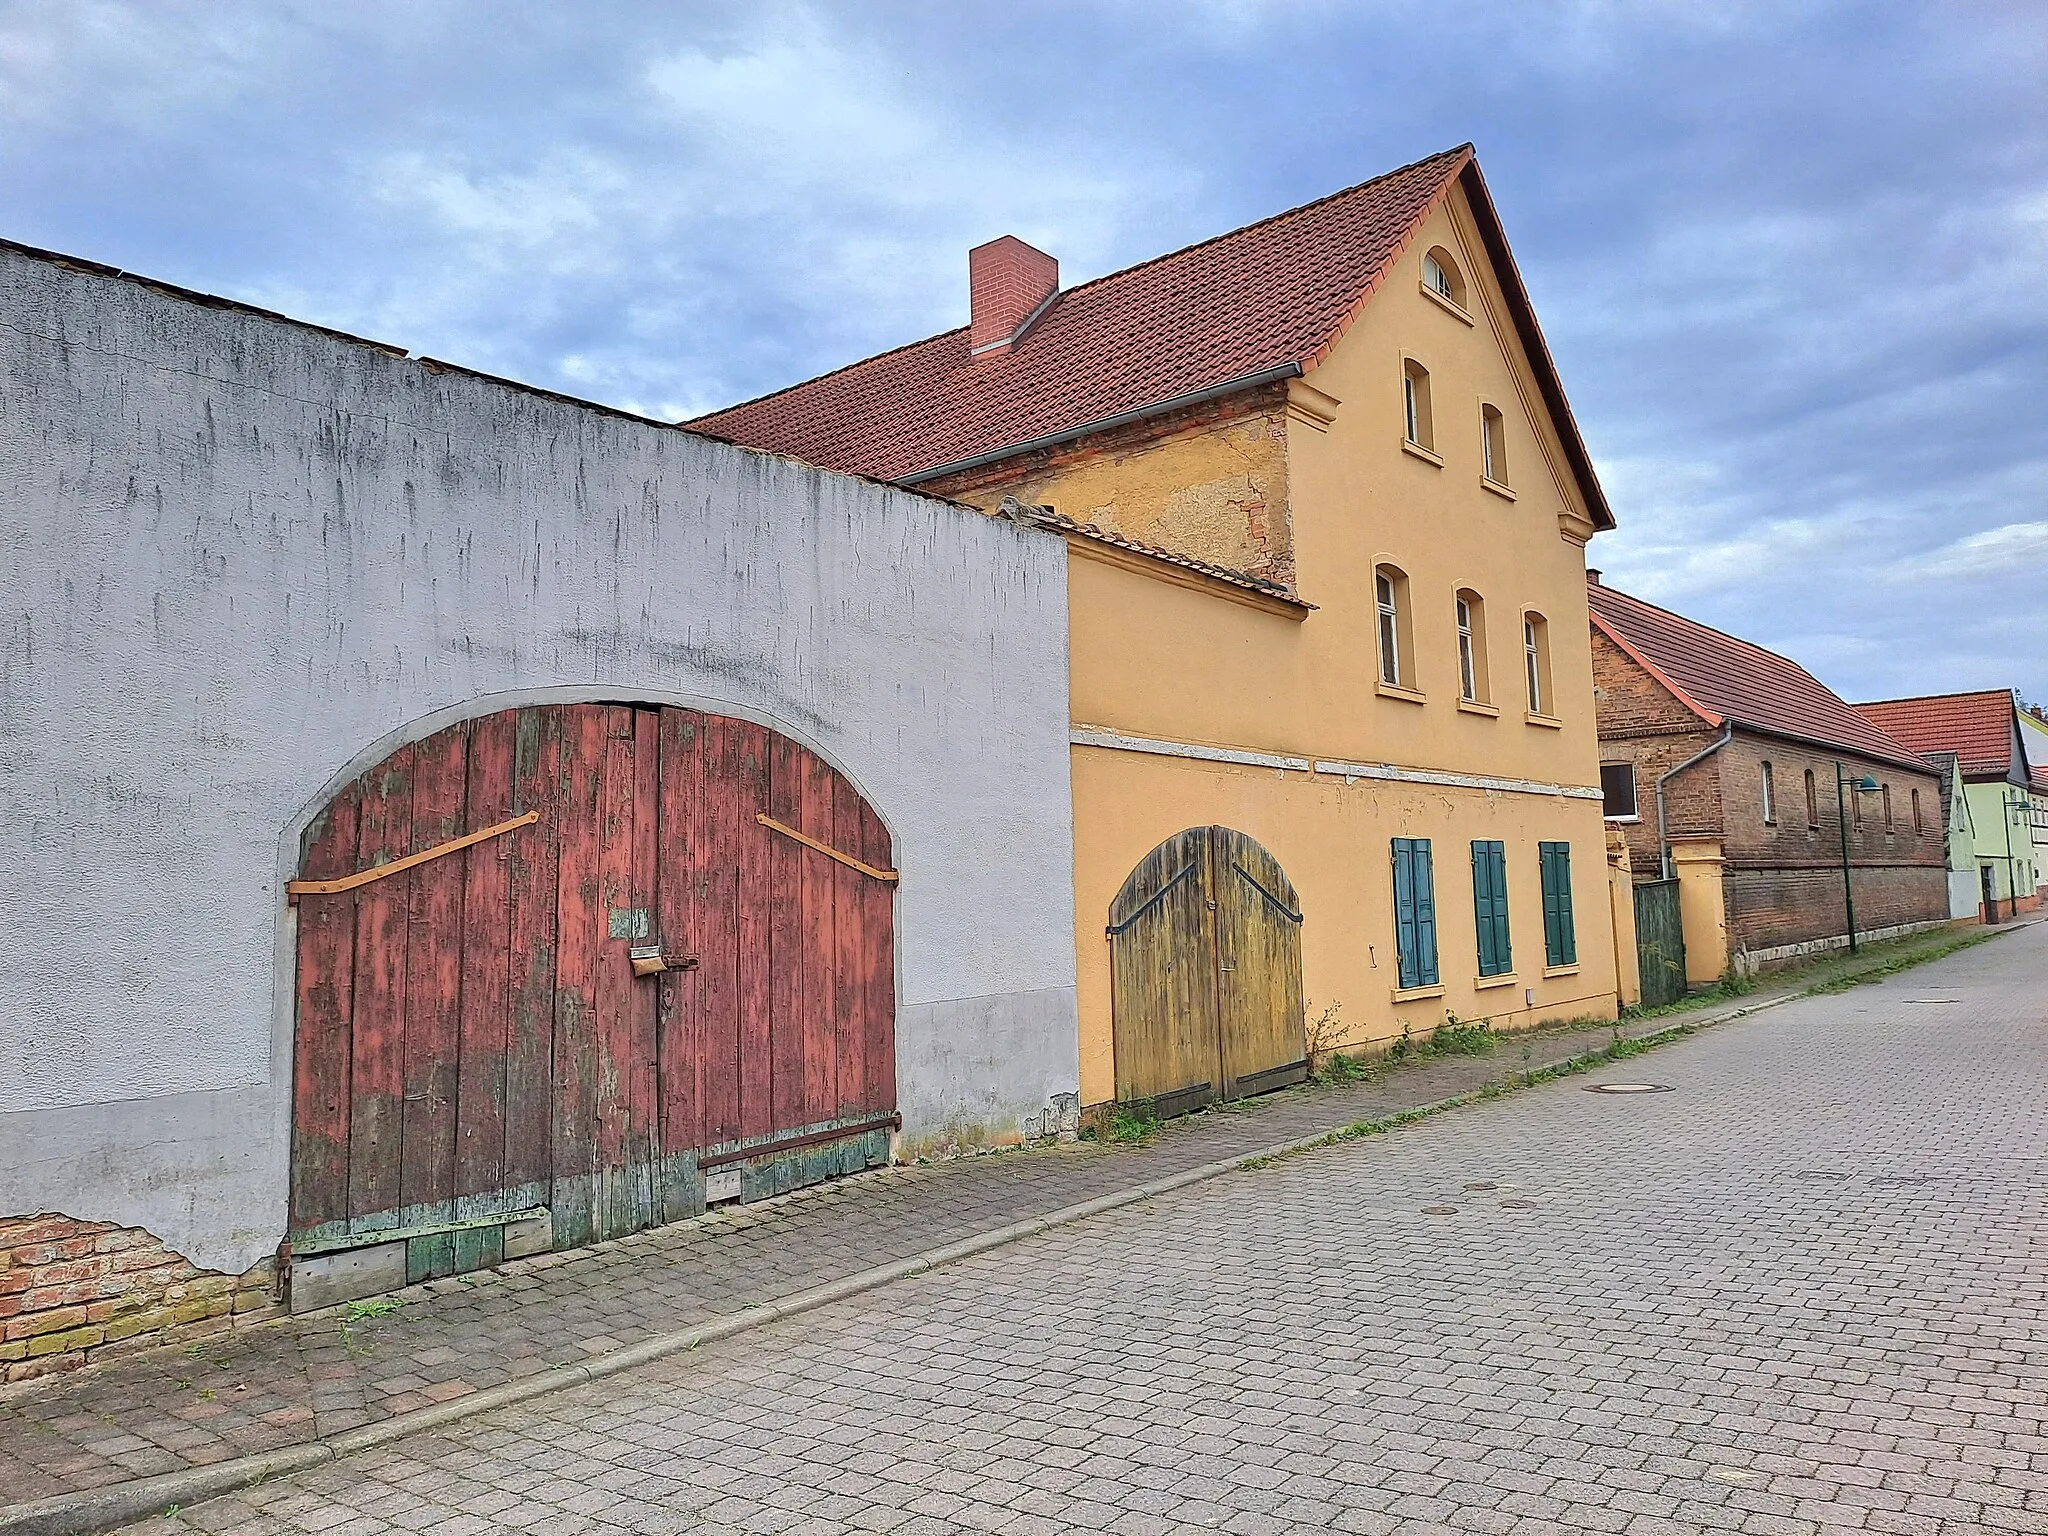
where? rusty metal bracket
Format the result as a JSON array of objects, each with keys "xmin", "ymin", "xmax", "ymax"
[
  {"xmin": 286, "ymin": 810, "xmax": 541, "ymax": 904},
  {"xmin": 756, "ymin": 813, "xmax": 899, "ymax": 883}
]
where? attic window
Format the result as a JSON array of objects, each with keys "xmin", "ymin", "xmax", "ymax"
[{"xmin": 1422, "ymin": 247, "xmax": 1466, "ymax": 307}]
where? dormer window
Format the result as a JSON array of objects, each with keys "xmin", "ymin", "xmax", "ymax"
[{"xmin": 1421, "ymin": 247, "xmax": 1467, "ymax": 308}]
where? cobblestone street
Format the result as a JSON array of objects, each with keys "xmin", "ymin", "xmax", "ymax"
[{"xmin": 118, "ymin": 923, "xmax": 2048, "ymax": 1534}]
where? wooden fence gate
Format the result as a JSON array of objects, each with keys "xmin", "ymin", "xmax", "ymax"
[
  {"xmin": 1633, "ymin": 877, "xmax": 1687, "ymax": 1009},
  {"xmin": 288, "ymin": 703, "xmax": 896, "ymax": 1291},
  {"xmin": 1107, "ymin": 826, "xmax": 1305, "ymax": 1117}
]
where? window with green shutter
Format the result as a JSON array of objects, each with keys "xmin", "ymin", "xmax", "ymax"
[
  {"xmin": 1539, "ymin": 841, "xmax": 1577, "ymax": 967},
  {"xmin": 1471, "ymin": 840, "xmax": 1511, "ymax": 977},
  {"xmin": 1391, "ymin": 838, "xmax": 1439, "ymax": 989}
]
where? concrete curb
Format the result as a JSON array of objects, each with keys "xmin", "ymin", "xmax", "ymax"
[{"xmin": 0, "ymin": 999, "xmax": 1803, "ymax": 1536}]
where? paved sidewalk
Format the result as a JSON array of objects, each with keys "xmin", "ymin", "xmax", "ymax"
[{"xmin": 1, "ymin": 1003, "xmax": 1733, "ymax": 1513}]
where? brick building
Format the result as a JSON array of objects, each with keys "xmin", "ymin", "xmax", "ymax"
[{"xmin": 1588, "ymin": 578, "xmax": 1949, "ymax": 976}]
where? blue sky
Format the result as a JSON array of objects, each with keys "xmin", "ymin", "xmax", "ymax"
[{"xmin": 3, "ymin": 1, "xmax": 2042, "ymax": 705}]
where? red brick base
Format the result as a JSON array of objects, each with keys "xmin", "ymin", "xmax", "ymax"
[{"xmin": 0, "ymin": 1214, "xmax": 278, "ymax": 1384}]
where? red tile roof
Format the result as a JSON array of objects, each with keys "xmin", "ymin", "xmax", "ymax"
[
  {"xmin": 690, "ymin": 147, "xmax": 1612, "ymax": 530},
  {"xmin": 1587, "ymin": 582, "xmax": 1930, "ymax": 771},
  {"xmin": 1853, "ymin": 691, "xmax": 2022, "ymax": 780}
]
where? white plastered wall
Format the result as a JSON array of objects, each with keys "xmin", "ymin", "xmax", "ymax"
[{"xmin": 0, "ymin": 244, "xmax": 1079, "ymax": 1273}]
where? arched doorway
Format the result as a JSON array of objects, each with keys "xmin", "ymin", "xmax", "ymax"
[
  {"xmin": 287, "ymin": 703, "xmax": 896, "ymax": 1292},
  {"xmin": 1107, "ymin": 826, "xmax": 1305, "ymax": 1117}
]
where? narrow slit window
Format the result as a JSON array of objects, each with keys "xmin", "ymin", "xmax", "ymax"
[
  {"xmin": 1805, "ymin": 769, "xmax": 1819, "ymax": 828},
  {"xmin": 1377, "ymin": 570, "xmax": 1401, "ymax": 687},
  {"xmin": 1761, "ymin": 761, "xmax": 1776, "ymax": 825},
  {"xmin": 1912, "ymin": 787, "xmax": 1923, "ymax": 834}
]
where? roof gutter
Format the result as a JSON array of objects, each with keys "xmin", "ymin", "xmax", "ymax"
[
  {"xmin": 1657, "ymin": 723, "xmax": 1732, "ymax": 880},
  {"xmin": 894, "ymin": 362, "xmax": 1302, "ymax": 488}
]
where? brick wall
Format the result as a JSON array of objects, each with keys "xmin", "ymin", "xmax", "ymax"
[
  {"xmin": 1590, "ymin": 628, "xmax": 1721, "ymax": 877},
  {"xmin": 1725, "ymin": 864, "xmax": 1952, "ymax": 958},
  {"xmin": 0, "ymin": 1215, "xmax": 277, "ymax": 1383}
]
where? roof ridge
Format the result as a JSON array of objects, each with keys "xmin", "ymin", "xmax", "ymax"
[
  {"xmin": 1853, "ymin": 688, "xmax": 2015, "ymax": 708},
  {"xmin": 690, "ymin": 143, "xmax": 1472, "ymax": 431},
  {"xmin": 1592, "ymin": 582, "xmax": 1827, "ymax": 683},
  {"xmin": 1044, "ymin": 143, "xmax": 1472, "ymax": 309}
]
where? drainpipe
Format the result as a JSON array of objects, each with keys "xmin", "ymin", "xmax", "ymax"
[{"xmin": 1657, "ymin": 724, "xmax": 1733, "ymax": 880}]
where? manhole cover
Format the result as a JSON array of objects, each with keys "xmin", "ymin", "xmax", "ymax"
[
  {"xmin": 1583, "ymin": 1082, "xmax": 1672, "ymax": 1094},
  {"xmin": 1422, "ymin": 1205, "xmax": 1458, "ymax": 1215}
]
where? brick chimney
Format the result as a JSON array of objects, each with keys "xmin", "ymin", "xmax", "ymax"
[
  {"xmin": 969, "ymin": 236, "xmax": 1058, "ymax": 357},
  {"xmin": 1586, "ymin": 569, "xmax": 1602, "ymax": 585}
]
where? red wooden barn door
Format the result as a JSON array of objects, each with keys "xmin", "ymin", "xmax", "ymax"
[{"xmin": 289, "ymin": 703, "xmax": 896, "ymax": 1288}]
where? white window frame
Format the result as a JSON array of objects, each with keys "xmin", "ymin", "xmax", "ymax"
[
  {"xmin": 1456, "ymin": 596, "xmax": 1476, "ymax": 702},
  {"xmin": 1524, "ymin": 619, "xmax": 1543, "ymax": 715},
  {"xmin": 1378, "ymin": 571, "xmax": 1401, "ymax": 687}
]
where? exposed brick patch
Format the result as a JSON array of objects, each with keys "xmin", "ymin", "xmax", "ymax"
[{"xmin": 0, "ymin": 1213, "xmax": 278, "ymax": 1384}]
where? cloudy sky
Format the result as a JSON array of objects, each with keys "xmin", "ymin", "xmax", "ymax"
[{"xmin": 3, "ymin": 1, "xmax": 2042, "ymax": 705}]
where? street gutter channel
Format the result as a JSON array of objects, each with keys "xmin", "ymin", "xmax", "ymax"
[{"xmin": 2, "ymin": 945, "xmax": 2010, "ymax": 1536}]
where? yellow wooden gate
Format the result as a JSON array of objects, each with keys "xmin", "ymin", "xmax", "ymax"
[{"xmin": 1107, "ymin": 827, "xmax": 1305, "ymax": 1116}]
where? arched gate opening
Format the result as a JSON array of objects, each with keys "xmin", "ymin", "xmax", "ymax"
[
  {"xmin": 287, "ymin": 703, "xmax": 896, "ymax": 1299},
  {"xmin": 1107, "ymin": 826, "xmax": 1305, "ymax": 1118}
]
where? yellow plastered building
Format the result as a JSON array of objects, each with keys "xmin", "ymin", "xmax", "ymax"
[{"xmin": 697, "ymin": 144, "xmax": 1630, "ymax": 1113}]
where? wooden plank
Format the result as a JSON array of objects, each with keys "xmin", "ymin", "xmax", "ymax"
[
  {"xmin": 655, "ymin": 708, "xmax": 704, "ymax": 1162},
  {"xmin": 285, "ymin": 813, "xmax": 537, "ymax": 899},
  {"xmin": 453, "ymin": 711, "xmax": 516, "ymax": 1274},
  {"xmin": 736, "ymin": 721, "xmax": 775, "ymax": 1141},
  {"xmin": 798, "ymin": 748, "xmax": 835, "ymax": 1127},
  {"xmin": 549, "ymin": 704, "xmax": 607, "ymax": 1251},
  {"xmin": 765, "ymin": 732, "xmax": 806, "ymax": 1135},
  {"xmin": 701, "ymin": 713, "xmax": 745, "ymax": 1149},
  {"xmin": 586, "ymin": 706, "xmax": 640, "ymax": 1240},
  {"xmin": 858, "ymin": 798, "xmax": 897, "ymax": 1115},
  {"xmin": 624, "ymin": 707, "xmax": 663, "ymax": 1230},
  {"xmin": 754, "ymin": 815, "xmax": 899, "ymax": 883},
  {"xmin": 399, "ymin": 723, "xmax": 469, "ymax": 1282},
  {"xmin": 289, "ymin": 783, "xmax": 361, "ymax": 1239},
  {"xmin": 347, "ymin": 744, "xmax": 415, "ymax": 1229},
  {"xmin": 504, "ymin": 707, "xmax": 562, "ymax": 1214},
  {"xmin": 831, "ymin": 772, "xmax": 864, "ymax": 1118}
]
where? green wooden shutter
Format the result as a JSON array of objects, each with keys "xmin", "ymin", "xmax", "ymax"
[
  {"xmin": 1473, "ymin": 841, "xmax": 1510, "ymax": 977},
  {"xmin": 1413, "ymin": 841, "xmax": 1439, "ymax": 986},
  {"xmin": 1540, "ymin": 842, "xmax": 1577, "ymax": 967},
  {"xmin": 1392, "ymin": 838, "xmax": 1440, "ymax": 989}
]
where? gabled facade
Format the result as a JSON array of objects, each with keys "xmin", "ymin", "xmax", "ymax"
[
  {"xmin": 697, "ymin": 147, "xmax": 1630, "ymax": 1105},
  {"xmin": 1588, "ymin": 579, "xmax": 1950, "ymax": 976},
  {"xmin": 1856, "ymin": 690, "xmax": 2041, "ymax": 918}
]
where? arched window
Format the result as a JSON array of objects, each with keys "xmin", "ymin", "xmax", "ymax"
[
  {"xmin": 1523, "ymin": 612, "xmax": 1552, "ymax": 717},
  {"xmin": 1402, "ymin": 360, "xmax": 1434, "ymax": 451},
  {"xmin": 1761, "ymin": 761, "xmax": 1776, "ymax": 825},
  {"xmin": 1882, "ymin": 783, "xmax": 1894, "ymax": 831},
  {"xmin": 1376, "ymin": 565, "xmax": 1413, "ymax": 689},
  {"xmin": 1912, "ymin": 787, "xmax": 1923, "ymax": 835},
  {"xmin": 1481, "ymin": 405, "xmax": 1509, "ymax": 487},
  {"xmin": 1805, "ymin": 769, "xmax": 1819, "ymax": 828},
  {"xmin": 1421, "ymin": 246, "xmax": 1467, "ymax": 308},
  {"xmin": 1455, "ymin": 589, "xmax": 1489, "ymax": 703}
]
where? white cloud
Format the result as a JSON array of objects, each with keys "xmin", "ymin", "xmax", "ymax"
[{"xmin": 1916, "ymin": 521, "xmax": 2048, "ymax": 580}]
